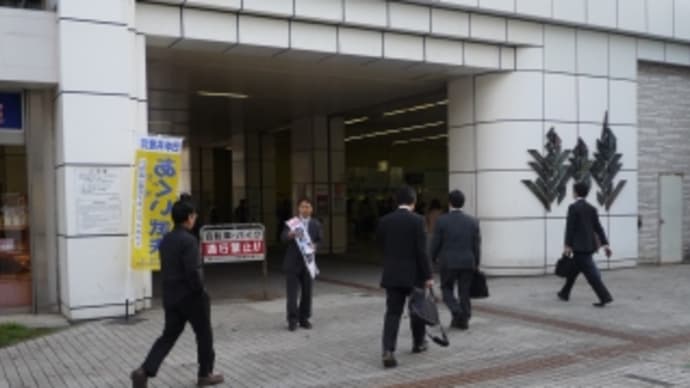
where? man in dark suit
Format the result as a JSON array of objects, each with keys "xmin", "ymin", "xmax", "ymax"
[
  {"xmin": 131, "ymin": 199, "xmax": 224, "ymax": 388},
  {"xmin": 559, "ymin": 182, "xmax": 614, "ymax": 307},
  {"xmin": 377, "ymin": 186, "xmax": 434, "ymax": 369},
  {"xmin": 430, "ymin": 190, "xmax": 480, "ymax": 330},
  {"xmin": 281, "ymin": 197, "xmax": 323, "ymax": 331}
]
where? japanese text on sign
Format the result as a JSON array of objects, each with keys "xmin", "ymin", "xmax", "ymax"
[
  {"xmin": 201, "ymin": 224, "xmax": 266, "ymax": 264},
  {"xmin": 131, "ymin": 135, "xmax": 183, "ymax": 271}
]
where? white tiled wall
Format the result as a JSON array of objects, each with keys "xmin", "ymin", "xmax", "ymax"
[
  {"xmin": 431, "ymin": 8, "xmax": 470, "ymax": 38},
  {"xmin": 544, "ymin": 25, "xmax": 576, "ymax": 73},
  {"xmin": 383, "ymin": 33, "xmax": 425, "ymax": 61},
  {"xmin": 0, "ymin": 8, "xmax": 57, "ymax": 83},
  {"xmin": 291, "ymin": 22, "xmax": 338, "ymax": 53},
  {"xmin": 618, "ymin": 0, "xmax": 646, "ymax": 32},
  {"xmin": 515, "ymin": 0, "xmax": 551, "ymax": 19},
  {"xmin": 338, "ymin": 28, "xmax": 383, "ymax": 58},
  {"xmin": 389, "ymin": 2, "xmax": 431, "ymax": 33},
  {"xmin": 553, "ymin": 0, "xmax": 585, "ymax": 24},
  {"xmin": 295, "ymin": 0, "xmax": 343, "ymax": 22}
]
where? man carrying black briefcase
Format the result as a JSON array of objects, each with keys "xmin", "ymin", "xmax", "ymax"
[{"xmin": 430, "ymin": 190, "xmax": 482, "ymax": 330}]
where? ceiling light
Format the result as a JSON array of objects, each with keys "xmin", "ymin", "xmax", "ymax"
[
  {"xmin": 382, "ymin": 100, "xmax": 447, "ymax": 117},
  {"xmin": 345, "ymin": 121, "xmax": 445, "ymax": 142},
  {"xmin": 345, "ymin": 116, "xmax": 369, "ymax": 125},
  {"xmin": 197, "ymin": 91, "xmax": 249, "ymax": 99},
  {"xmin": 393, "ymin": 134, "xmax": 448, "ymax": 146}
]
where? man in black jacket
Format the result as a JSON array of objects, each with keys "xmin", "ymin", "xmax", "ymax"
[
  {"xmin": 131, "ymin": 199, "xmax": 224, "ymax": 388},
  {"xmin": 559, "ymin": 182, "xmax": 614, "ymax": 307},
  {"xmin": 281, "ymin": 197, "xmax": 323, "ymax": 331},
  {"xmin": 430, "ymin": 190, "xmax": 480, "ymax": 330},
  {"xmin": 377, "ymin": 186, "xmax": 434, "ymax": 368}
]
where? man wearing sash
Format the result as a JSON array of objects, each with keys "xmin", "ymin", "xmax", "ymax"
[{"xmin": 281, "ymin": 197, "xmax": 323, "ymax": 331}]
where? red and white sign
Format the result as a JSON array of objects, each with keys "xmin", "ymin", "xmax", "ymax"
[{"xmin": 200, "ymin": 224, "xmax": 265, "ymax": 263}]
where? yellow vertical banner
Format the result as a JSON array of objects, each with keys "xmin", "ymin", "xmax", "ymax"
[{"xmin": 131, "ymin": 136, "xmax": 184, "ymax": 271}]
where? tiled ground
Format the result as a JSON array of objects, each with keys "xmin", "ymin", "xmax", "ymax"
[{"xmin": 2, "ymin": 263, "xmax": 690, "ymax": 387}]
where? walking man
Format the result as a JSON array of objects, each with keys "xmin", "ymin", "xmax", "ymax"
[
  {"xmin": 430, "ymin": 190, "xmax": 480, "ymax": 330},
  {"xmin": 377, "ymin": 186, "xmax": 434, "ymax": 368},
  {"xmin": 558, "ymin": 182, "xmax": 614, "ymax": 307},
  {"xmin": 131, "ymin": 199, "xmax": 224, "ymax": 387},
  {"xmin": 281, "ymin": 197, "xmax": 323, "ymax": 331}
]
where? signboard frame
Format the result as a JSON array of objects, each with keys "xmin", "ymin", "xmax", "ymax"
[{"xmin": 200, "ymin": 223, "xmax": 268, "ymax": 300}]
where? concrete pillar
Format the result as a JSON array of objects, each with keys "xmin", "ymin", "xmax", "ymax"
[
  {"xmin": 25, "ymin": 90, "xmax": 58, "ymax": 312},
  {"xmin": 291, "ymin": 116, "xmax": 346, "ymax": 254},
  {"xmin": 55, "ymin": 0, "xmax": 149, "ymax": 319}
]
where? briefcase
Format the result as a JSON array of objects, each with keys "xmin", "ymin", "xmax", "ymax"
[
  {"xmin": 408, "ymin": 288, "xmax": 449, "ymax": 347},
  {"xmin": 470, "ymin": 270, "xmax": 489, "ymax": 299},
  {"xmin": 555, "ymin": 255, "xmax": 576, "ymax": 278}
]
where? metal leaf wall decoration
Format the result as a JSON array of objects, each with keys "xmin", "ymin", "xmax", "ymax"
[
  {"xmin": 569, "ymin": 137, "xmax": 593, "ymax": 186},
  {"xmin": 591, "ymin": 111, "xmax": 627, "ymax": 211},
  {"xmin": 521, "ymin": 127, "xmax": 572, "ymax": 211}
]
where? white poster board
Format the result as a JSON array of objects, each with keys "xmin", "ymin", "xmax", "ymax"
[{"xmin": 75, "ymin": 167, "xmax": 122, "ymax": 234}]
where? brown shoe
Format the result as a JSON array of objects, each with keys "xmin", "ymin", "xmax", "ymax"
[
  {"xmin": 130, "ymin": 368, "xmax": 148, "ymax": 388},
  {"xmin": 198, "ymin": 373, "xmax": 225, "ymax": 386}
]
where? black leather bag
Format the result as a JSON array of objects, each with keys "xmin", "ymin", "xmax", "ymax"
[
  {"xmin": 470, "ymin": 270, "xmax": 489, "ymax": 299},
  {"xmin": 555, "ymin": 255, "xmax": 576, "ymax": 278},
  {"xmin": 408, "ymin": 288, "xmax": 449, "ymax": 347}
]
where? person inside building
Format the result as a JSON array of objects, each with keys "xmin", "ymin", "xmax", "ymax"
[
  {"xmin": 430, "ymin": 190, "xmax": 481, "ymax": 330},
  {"xmin": 281, "ymin": 197, "xmax": 323, "ymax": 331},
  {"xmin": 377, "ymin": 186, "xmax": 434, "ymax": 368},
  {"xmin": 234, "ymin": 198, "xmax": 249, "ymax": 223},
  {"xmin": 426, "ymin": 199, "xmax": 443, "ymax": 232},
  {"xmin": 558, "ymin": 182, "xmax": 614, "ymax": 307},
  {"xmin": 131, "ymin": 198, "xmax": 224, "ymax": 388}
]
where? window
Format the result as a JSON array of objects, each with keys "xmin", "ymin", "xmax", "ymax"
[{"xmin": 0, "ymin": 0, "xmax": 43, "ymax": 9}]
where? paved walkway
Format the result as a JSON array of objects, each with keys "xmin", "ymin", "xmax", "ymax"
[{"xmin": 2, "ymin": 263, "xmax": 690, "ymax": 387}]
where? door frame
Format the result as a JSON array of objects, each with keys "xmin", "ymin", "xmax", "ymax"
[{"xmin": 657, "ymin": 172, "xmax": 685, "ymax": 265}]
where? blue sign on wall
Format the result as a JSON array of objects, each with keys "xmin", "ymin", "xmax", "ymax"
[{"xmin": 0, "ymin": 93, "xmax": 23, "ymax": 130}]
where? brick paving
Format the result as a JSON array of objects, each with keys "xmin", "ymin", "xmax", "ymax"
[{"xmin": 1, "ymin": 264, "xmax": 690, "ymax": 387}]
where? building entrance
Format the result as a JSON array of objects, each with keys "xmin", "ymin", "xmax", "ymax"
[{"xmin": 342, "ymin": 93, "xmax": 449, "ymax": 260}]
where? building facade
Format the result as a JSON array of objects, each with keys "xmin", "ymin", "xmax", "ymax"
[{"xmin": 0, "ymin": 0, "xmax": 688, "ymax": 319}]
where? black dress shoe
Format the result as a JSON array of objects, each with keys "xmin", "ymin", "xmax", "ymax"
[
  {"xmin": 299, "ymin": 320, "xmax": 312, "ymax": 329},
  {"xmin": 593, "ymin": 299, "xmax": 613, "ymax": 308},
  {"xmin": 288, "ymin": 321, "xmax": 298, "ymax": 331},
  {"xmin": 412, "ymin": 342, "xmax": 428, "ymax": 354},
  {"xmin": 130, "ymin": 368, "xmax": 148, "ymax": 388},
  {"xmin": 382, "ymin": 351, "xmax": 398, "ymax": 368},
  {"xmin": 557, "ymin": 292, "xmax": 569, "ymax": 302}
]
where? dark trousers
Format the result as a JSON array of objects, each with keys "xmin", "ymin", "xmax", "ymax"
[
  {"xmin": 382, "ymin": 287, "xmax": 426, "ymax": 353},
  {"xmin": 142, "ymin": 292, "xmax": 215, "ymax": 378},
  {"xmin": 286, "ymin": 267, "xmax": 312, "ymax": 323},
  {"xmin": 441, "ymin": 268, "xmax": 474, "ymax": 322},
  {"xmin": 560, "ymin": 253, "xmax": 613, "ymax": 302}
]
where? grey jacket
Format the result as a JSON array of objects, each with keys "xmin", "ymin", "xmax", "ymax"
[{"xmin": 430, "ymin": 210, "xmax": 481, "ymax": 270}]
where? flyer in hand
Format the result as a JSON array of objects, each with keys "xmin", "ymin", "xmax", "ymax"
[{"xmin": 286, "ymin": 217, "xmax": 319, "ymax": 279}]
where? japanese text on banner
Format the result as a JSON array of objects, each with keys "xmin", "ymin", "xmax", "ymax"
[{"xmin": 131, "ymin": 136, "xmax": 183, "ymax": 271}]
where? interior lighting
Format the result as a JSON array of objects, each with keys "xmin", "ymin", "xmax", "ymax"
[
  {"xmin": 382, "ymin": 99, "xmax": 447, "ymax": 117},
  {"xmin": 344, "ymin": 116, "xmax": 369, "ymax": 125},
  {"xmin": 197, "ymin": 91, "xmax": 249, "ymax": 99},
  {"xmin": 392, "ymin": 134, "xmax": 448, "ymax": 146},
  {"xmin": 344, "ymin": 121, "xmax": 445, "ymax": 142}
]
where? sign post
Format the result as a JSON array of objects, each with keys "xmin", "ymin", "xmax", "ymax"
[{"xmin": 200, "ymin": 223, "xmax": 268, "ymax": 300}]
